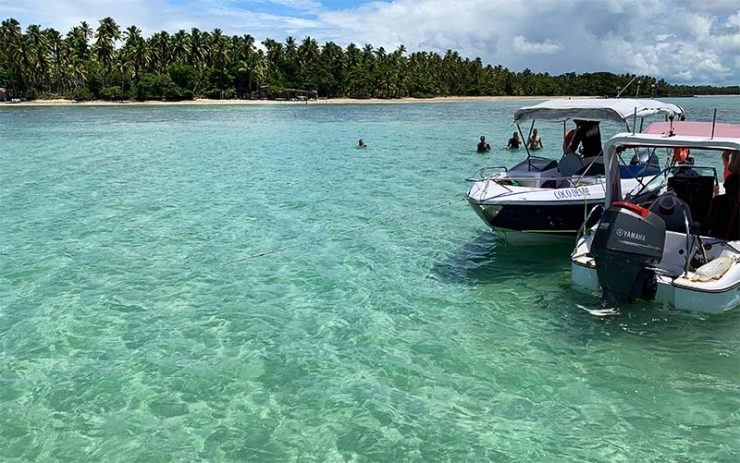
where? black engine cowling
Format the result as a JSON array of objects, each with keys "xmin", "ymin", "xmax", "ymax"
[{"xmin": 591, "ymin": 202, "xmax": 666, "ymax": 302}]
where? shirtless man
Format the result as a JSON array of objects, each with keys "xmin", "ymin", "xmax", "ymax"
[{"xmin": 527, "ymin": 128, "xmax": 543, "ymax": 150}]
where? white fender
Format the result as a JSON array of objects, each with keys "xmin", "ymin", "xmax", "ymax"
[{"xmin": 688, "ymin": 256, "xmax": 735, "ymax": 282}]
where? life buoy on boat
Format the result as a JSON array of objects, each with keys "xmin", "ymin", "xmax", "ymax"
[{"xmin": 688, "ymin": 256, "xmax": 734, "ymax": 282}]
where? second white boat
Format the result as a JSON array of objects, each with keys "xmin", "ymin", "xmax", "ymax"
[{"xmin": 466, "ymin": 98, "xmax": 685, "ymax": 244}]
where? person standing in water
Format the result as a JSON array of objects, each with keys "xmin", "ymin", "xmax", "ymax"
[
  {"xmin": 507, "ymin": 132, "xmax": 522, "ymax": 149},
  {"xmin": 527, "ymin": 128, "xmax": 543, "ymax": 150},
  {"xmin": 477, "ymin": 136, "xmax": 491, "ymax": 153}
]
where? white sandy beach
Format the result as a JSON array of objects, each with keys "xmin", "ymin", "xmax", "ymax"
[{"xmin": 2, "ymin": 95, "xmax": 580, "ymax": 107}]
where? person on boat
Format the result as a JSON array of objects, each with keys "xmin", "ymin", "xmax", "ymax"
[
  {"xmin": 527, "ymin": 128, "xmax": 543, "ymax": 150},
  {"xmin": 673, "ymin": 147, "xmax": 690, "ymax": 164},
  {"xmin": 563, "ymin": 128, "xmax": 576, "ymax": 154},
  {"xmin": 703, "ymin": 173, "xmax": 739, "ymax": 240},
  {"xmin": 507, "ymin": 132, "xmax": 522, "ymax": 149},
  {"xmin": 723, "ymin": 150, "xmax": 740, "ymax": 179},
  {"xmin": 358, "ymin": 139, "xmax": 367, "ymax": 148},
  {"xmin": 567, "ymin": 120, "xmax": 601, "ymax": 158},
  {"xmin": 477, "ymin": 136, "xmax": 491, "ymax": 153}
]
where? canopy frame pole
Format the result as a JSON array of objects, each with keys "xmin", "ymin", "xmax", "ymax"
[
  {"xmin": 632, "ymin": 107, "xmax": 638, "ymax": 135},
  {"xmin": 711, "ymin": 108, "xmax": 717, "ymax": 139},
  {"xmin": 563, "ymin": 121, "xmax": 567, "ymax": 144},
  {"xmin": 616, "ymin": 75, "xmax": 639, "ymax": 98},
  {"xmin": 526, "ymin": 120, "xmax": 535, "ymax": 147},
  {"xmin": 517, "ymin": 123, "xmax": 533, "ymax": 171}
]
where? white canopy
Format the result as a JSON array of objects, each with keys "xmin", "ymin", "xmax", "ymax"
[
  {"xmin": 513, "ymin": 98, "xmax": 685, "ymax": 124},
  {"xmin": 603, "ymin": 130, "xmax": 740, "ymax": 204}
]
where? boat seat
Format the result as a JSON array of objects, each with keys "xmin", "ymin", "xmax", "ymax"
[
  {"xmin": 558, "ymin": 153, "xmax": 582, "ymax": 176},
  {"xmin": 527, "ymin": 158, "xmax": 558, "ymax": 172},
  {"xmin": 667, "ymin": 173, "xmax": 715, "ymax": 224},
  {"xmin": 575, "ymin": 156, "xmax": 606, "ymax": 176},
  {"xmin": 649, "ymin": 193, "xmax": 693, "ymax": 233}
]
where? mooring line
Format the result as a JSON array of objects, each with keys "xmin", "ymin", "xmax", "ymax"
[{"xmin": 220, "ymin": 196, "xmax": 467, "ymax": 265}]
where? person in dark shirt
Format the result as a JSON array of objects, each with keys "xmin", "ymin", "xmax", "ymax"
[
  {"xmin": 507, "ymin": 132, "xmax": 522, "ymax": 149},
  {"xmin": 477, "ymin": 136, "xmax": 491, "ymax": 153},
  {"xmin": 568, "ymin": 120, "xmax": 602, "ymax": 158}
]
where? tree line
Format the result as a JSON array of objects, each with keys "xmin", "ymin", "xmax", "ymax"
[{"xmin": 1, "ymin": 17, "xmax": 738, "ymax": 101}]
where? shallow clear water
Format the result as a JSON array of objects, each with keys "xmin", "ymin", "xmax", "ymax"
[{"xmin": 1, "ymin": 98, "xmax": 739, "ymax": 461}]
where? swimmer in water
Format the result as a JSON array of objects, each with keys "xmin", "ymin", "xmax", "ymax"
[{"xmin": 477, "ymin": 136, "xmax": 491, "ymax": 153}]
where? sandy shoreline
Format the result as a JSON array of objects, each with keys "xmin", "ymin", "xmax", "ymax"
[{"xmin": 2, "ymin": 95, "xmax": 574, "ymax": 107}]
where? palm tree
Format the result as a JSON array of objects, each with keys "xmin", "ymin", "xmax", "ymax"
[
  {"xmin": 171, "ymin": 30, "xmax": 188, "ymax": 64},
  {"xmin": 149, "ymin": 31, "xmax": 170, "ymax": 73},
  {"xmin": 262, "ymin": 38, "xmax": 284, "ymax": 88},
  {"xmin": 210, "ymin": 28, "xmax": 229, "ymax": 92},
  {"xmin": 63, "ymin": 22, "xmax": 92, "ymax": 92},
  {"xmin": 297, "ymin": 36, "xmax": 320, "ymax": 89},
  {"xmin": 44, "ymin": 28, "xmax": 64, "ymax": 94},
  {"xmin": 24, "ymin": 25, "xmax": 50, "ymax": 91},
  {"xmin": 319, "ymin": 41, "xmax": 345, "ymax": 96},
  {"xmin": 94, "ymin": 17, "xmax": 121, "ymax": 76},
  {"xmin": 0, "ymin": 18, "xmax": 25, "ymax": 96},
  {"xmin": 67, "ymin": 21, "xmax": 92, "ymax": 61},
  {"xmin": 282, "ymin": 36, "xmax": 300, "ymax": 86},
  {"xmin": 240, "ymin": 51, "xmax": 265, "ymax": 97},
  {"xmin": 121, "ymin": 25, "xmax": 149, "ymax": 89},
  {"xmin": 189, "ymin": 28, "xmax": 207, "ymax": 93}
]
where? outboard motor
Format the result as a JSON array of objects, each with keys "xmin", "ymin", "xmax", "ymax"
[{"xmin": 591, "ymin": 202, "xmax": 666, "ymax": 302}]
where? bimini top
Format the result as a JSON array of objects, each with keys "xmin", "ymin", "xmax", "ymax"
[
  {"xmin": 601, "ymin": 125, "xmax": 740, "ymax": 204},
  {"xmin": 643, "ymin": 121, "xmax": 740, "ymax": 138},
  {"xmin": 514, "ymin": 98, "xmax": 685, "ymax": 124}
]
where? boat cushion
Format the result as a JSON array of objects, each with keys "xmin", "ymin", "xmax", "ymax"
[{"xmin": 687, "ymin": 256, "xmax": 735, "ymax": 282}]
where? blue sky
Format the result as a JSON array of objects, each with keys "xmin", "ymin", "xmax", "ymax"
[{"xmin": 2, "ymin": 0, "xmax": 739, "ymax": 85}]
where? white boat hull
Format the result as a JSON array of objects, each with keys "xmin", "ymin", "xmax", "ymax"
[{"xmin": 571, "ymin": 255, "xmax": 740, "ymax": 314}]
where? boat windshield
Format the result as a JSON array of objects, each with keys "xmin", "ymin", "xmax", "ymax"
[{"xmin": 628, "ymin": 165, "xmax": 718, "ymax": 207}]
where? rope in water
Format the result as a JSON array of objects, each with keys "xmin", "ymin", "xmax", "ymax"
[{"xmin": 219, "ymin": 196, "xmax": 468, "ymax": 266}]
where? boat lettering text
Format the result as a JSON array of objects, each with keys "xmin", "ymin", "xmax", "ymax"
[
  {"xmin": 616, "ymin": 228, "xmax": 646, "ymax": 241},
  {"xmin": 553, "ymin": 188, "xmax": 591, "ymax": 200}
]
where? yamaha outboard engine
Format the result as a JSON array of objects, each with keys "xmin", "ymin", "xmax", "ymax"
[{"xmin": 591, "ymin": 202, "xmax": 666, "ymax": 302}]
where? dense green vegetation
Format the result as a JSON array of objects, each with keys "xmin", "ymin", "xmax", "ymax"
[{"xmin": 1, "ymin": 17, "xmax": 738, "ymax": 101}]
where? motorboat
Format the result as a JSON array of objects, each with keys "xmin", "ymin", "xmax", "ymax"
[
  {"xmin": 466, "ymin": 98, "xmax": 685, "ymax": 245},
  {"xmin": 571, "ymin": 121, "xmax": 739, "ymax": 314}
]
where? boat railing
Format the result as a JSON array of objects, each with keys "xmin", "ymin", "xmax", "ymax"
[
  {"xmin": 574, "ymin": 204, "xmax": 605, "ymax": 246},
  {"xmin": 465, "ymin": 166, "xmax": 509, "ymax": 181},
  {"xmin": 467, "ymin": 169, "xmax": 605, "ymax": 189}
]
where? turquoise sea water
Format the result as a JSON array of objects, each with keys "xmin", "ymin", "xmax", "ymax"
[{"xmin": 1, "ymin": 97, "xmax": 739, "ymax": 461}]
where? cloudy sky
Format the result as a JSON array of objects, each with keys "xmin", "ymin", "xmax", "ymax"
[{"xmin": 2, "ymin": 0, "xmax": 739, "ymax": 85}]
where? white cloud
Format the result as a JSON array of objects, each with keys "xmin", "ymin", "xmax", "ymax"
[
  {"xmin": 675, "ymin": 0, "xmax": 740, "ymax": 15},
  {"xmin": 729, "ymin": 12, "xmax": 740, "ymax": 27},
  {"xmin": 512, "ymin": 36, "xmax": 562, "ymax": 55},
  {"xmin": 2, "ymin": 0, "xmax": 739, "ymax": 85},
  {"xmin": 685, "ymin": 13, "xmax": 714, "ymax": 39}
]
